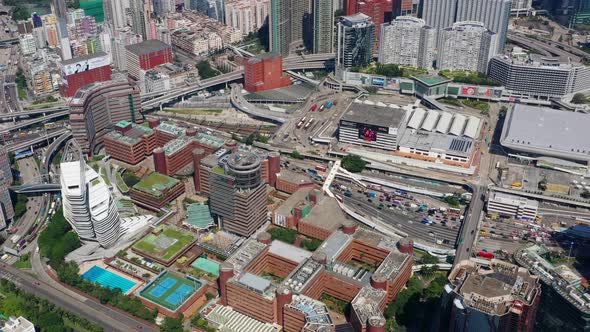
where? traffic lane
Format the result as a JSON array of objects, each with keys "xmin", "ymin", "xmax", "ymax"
[
  {"xmin": 454, "ymin": 187, "xmax": 484, "ymax": 262},
  {"xmin": 343, "ymin": 195, "xmax": 458, "ymax": 248},
  {"xmin": 0, "ymin": 265, "xmax": 156, "ymax": 332}
]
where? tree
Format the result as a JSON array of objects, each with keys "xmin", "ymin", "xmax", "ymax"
[
  {"xmin": 572, "ymin": 93, "xmax": 586, "ymax": 104},
  {"xmin": 538, "ymin": 178, "xmax": 548, "ymax": 191},
  {"xmin": 420, "ymin": 253, "xmax": 439, "ymax": 265},
  {"xmin": 123, "ymin": 172, "xmax": 140, "ymax": 187},
  {"xmin": 290, "ymin": 150, "xmax": 303, "ymax": 160},
  {"xmin": 161, "ymin": 314, "xmax": 184, "ymax": 332},
  {"xmin": 341, "ymin": 155, "xmax": 366, "ymax": 173},
  {"xmin": 197, "ymin": 61, "xmax": 219, "ymax": 79}
]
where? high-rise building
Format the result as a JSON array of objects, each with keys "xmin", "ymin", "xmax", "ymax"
[
  {"xmin": 111, "ymin": 28, "xmax": 143, "ymax": 71},
  {"xmin": 103, "ymin": 0, "xmax": 130, "ymax": 31},
  {"xmin": 225, "ymin": 0, "xmax": 270, "ymax": 36},
  {"xmin": 392, "ymin": 0, "xmax": 417, "ymax": 17},
  {"xmin": 61, "ymin": 156, "xmax": 121, "ymax": 248},
  {"xmin": 511, "ymin": 0, "xmax": 532, "ymax": 16},
  {"xmin": 53, "ymin": 0, "xmax": 73, "ymax": 60},
  {"xmin": 209, "ymin": 150, "xmax": 268, "ymax": 237},
  {"xmin": 445, "ymin": 259, "xmax": 541, "ymax": 332},
  {"xmin": 269, "ymin": 0, "xmax": 311, "ymax": 56},
  {"xmin": 0, "ymin": 145, "xmax": 13, "ymax": 228},
  {"xmin": 346, "ymin": 0, "xmax": 386, "ymax": 52},
  {"xmin": 312, "ymin": 0, "xmax": 334, "ymax": 53},
  {"xmin": 153, "ymin": 0, "xmax": 176, "ymax": 16},
  {"xmin": 455, "ymin": 0, "xmax": 510, "ymax": 54},
  {"xmin": 421, "ymin": 0, "xmax": 457, "ymax": 33},
  {"xmin": 244, "ymin": 53, "xmax": 291, "ymax": 92},
  {"xmin": 130, "ymin": 0, "xmax": 152, "ymax": 40},
  {"xmin": 422, "ymin": 0, "xmax": 510, "ymax": 54},
  {"xmin": 192, "ymin": 0, "xmax": 226, "ymax": 22},
  {"xmin": 336, "ymin": 13, "xmax": 374, "ymax": 70},
  {"xmin": 379, "ymin": 16, "xmax": 436, "ymax": 69},
  {"xmin": 125, "ymin": 39, "xmax": 173, "ymax": 80},
  {"xmin": 32, "ymin": 13, "xmax": 43, "ymax": 28},
  {"xmin": 438, "ymin": 21, "xmax": 498, "ymax": 73},
  {"xmin": 69, "ymin": 80, "xmax": 143, "ymax": 155}
]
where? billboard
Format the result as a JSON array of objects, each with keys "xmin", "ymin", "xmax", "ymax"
[
  {"xmin": 462, "ymin": 86, "xmax": 476, "ymax": 96},
  {"xmin": 61, "ymin": 53, "xmax": 110, "ymax": 76},
  {"xmin": 341, "ymin": 120, "xmax": 389, "ymax": 142},
  {"xmin": 372, "ymin": 77, "xmax": 385, "ymax": 87}
]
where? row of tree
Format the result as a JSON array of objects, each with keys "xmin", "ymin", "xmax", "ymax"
[{"xmin": 0, "ymin": 279, "xmax": 103, "ymax": 332}]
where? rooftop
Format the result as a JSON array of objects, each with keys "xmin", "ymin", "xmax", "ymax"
[
  {"xmin": 61, "ymin": 51, "xmax": 108, "ymax": 65},
  {"xmin": 126, "ymin": 39, "xmax": 171, "ymax": 56},
  {"xmin": 412, "ymin": 75, "xmax": 451, "ymax": 87},
  {"xmin": 274, "ymin": 186, "xmax": 315, "ymax": 216},
  {"xmin": 490, "ymin": 192, "xmax": 539, "ymax": 208},
  {"xmin": 268, "ymin": 240, "xmax": 312, "ymax": 264},
  {"xmin": 185, "ymin": 203, "xmax": 215, "ymax": 230},
  {"xmin": 132, "ymin": 172, "xmax": 180, "ymax": 196},
  {"xmin": 287, "ymin": 295, "xmax": 333, "ymax": 330},
  {"xmin": 238, "ymin": 272, "xmax": 273, "ymax": 294},
  {"xmin": 449, "ymin": 259, "xmax": 540, "ymax": 316},
  {"xmin": 374, "ymin": 250, "xmax": 411, "ymax": 279},
  {"xmin": 319, "ymin": 231, "xmax": 353, "ymax": 262},
  {"xmin": 282, "ymin": 258, "xmax": 324, "ymax": 294},
  {"xmin": 398, "ymin": 129, "xmax": 475, "ymax": 158},
  {"xmin": 501, "ymin": 104, "xmax": 590, "ymax": 161},
  {"xmin": 341, "ymin": 101, "xmax": 408, "ymax": 129},
  {"xmin": 204, "ymin": 304, "xmax": 280, "ymax": 332},
  {"xmin": 300, "ymin": 197, "xmax": 349, "ymax": 233},
  {"xmin": 277, "ymin": 169, "xmax": 313, "ymax": 185},
  {"xmin": 225, "ymin": 239, "xmax": 266, "ymax": 273},
  {"xmin": 156, "ymin": 121, "xmax": 185, "ymax": 137},
  {"xmin": 350, "ymin": 286, "xmax": 387, "ymax": 327}
]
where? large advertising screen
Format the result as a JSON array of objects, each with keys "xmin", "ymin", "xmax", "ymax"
[
  {"xmin": 341, "ymin": 120, "xmax": 389, "ymax": 142},
  {"xmin": 61, "ymin": 53, "xmax": 110, "ymax": 76}
]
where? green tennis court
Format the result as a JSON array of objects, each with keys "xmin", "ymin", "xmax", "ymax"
[
  {"xmin": 191, "ymin": 257, "xmax": 220, "ymax": 276},
  {"xmin": 139, "ymin": 272, "xmax": 202, "ymax": 311}
]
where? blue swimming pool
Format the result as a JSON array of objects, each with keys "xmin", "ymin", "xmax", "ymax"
[{"xmin": 82, "ymin": 266, "xmax": 136, "ymax": 293}]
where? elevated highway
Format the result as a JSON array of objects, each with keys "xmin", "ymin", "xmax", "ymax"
[
  {"xmin": 4, "ymin": 110, "xmax": 69, "ymax": 132},
  {"xmin": 0, "ymin": 107, "xmax": 67, "ymax": 120},
  {"xmin": 43, "ymin": 131, "xmax": 72, "ymax": 173},
  {"xmin": 6, "ymin": 128, "xmax": 69, "ymax": 153}
]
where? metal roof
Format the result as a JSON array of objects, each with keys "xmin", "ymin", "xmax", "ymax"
[
  {"xmin": 421, "ymin": 109, "xmax": 440, "ymax": 132},
  {"xmin": 238, "ymin": 272, "xmax": 271, "ymax": 294},
  {"xmin": 436, "ymin": 112, "xmax": 453, "ymax": 134},
  {"xmin": 463, "ymin": 116, "xmax": 481, "ymax": 139},
  {"xmin": 500, "ymin": 104, "xmax": 590, "ymax": 161},
  {"xmin": 449, "ymin": 114, "xmax": 467, "ymax": 136},
  {"xmin": 407, "ymin": 108, "xmax": 426, "ymax": 129}
]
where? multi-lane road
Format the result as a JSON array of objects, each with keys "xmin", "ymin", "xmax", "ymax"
[
  {"xmin": 453, "ymin": 185, "xmax": 485, "ymax": 264},
  {"xmin": 0, "ymin": 263, "xmax": 157, "ymax": 332}
]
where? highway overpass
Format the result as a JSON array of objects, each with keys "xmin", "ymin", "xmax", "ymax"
[
  {"xmin": 6, "ymin": 128, "xmax": 69, "ymax": 153},
  {"xmin": 0, "ymin": 107, "xmax": 67, "ymax": 120}
]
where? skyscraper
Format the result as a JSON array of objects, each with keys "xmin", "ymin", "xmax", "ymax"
[
  {"xmin": 312, "ymin": 0, "xmax": 334, "ymax": 53},
  {"xmin": 209, "ymin": 150, "xmax": 268, "ymax": 237},
  {"xmin": 103, "ymin": 0, "xmax": 130, "ymax": 31},
  {"xmin": 346, "ymin": 0, "xmax": 385, "ymax": 52},
  {"xmin": 130, "ymin": 0, "xmax": 152, "ymax": 40},
  {"xmin": 61, "ymin": 152, "xmax": 121, "ymax": 248},
  {"xmin": 422, "ymin": 0, "xmax": 510, "ymax": 54},
  {"xmin": 269, "ymin": 0, "xmax": 310, "ymax": 56},
  {"xmin": 438, "ymin": 21, "xmax": 498, "ymax": 73},
  {"xmin": 153, "ymin": 0, "xmax": 176, "ymax": 16},
  {"xmin": 336, "ymin": 13, "xmax": 374, "ymax": 70},
  {"xmin": 455, "ymin": 0, "xmax": 510, "ymax": 53},
  {"xmin": 53, "ymin": 0, "xmax": 72, "ymax": 60},
  {"xmin": 379, "ymin": 16, "xmax": 436, "ymax": 69}
]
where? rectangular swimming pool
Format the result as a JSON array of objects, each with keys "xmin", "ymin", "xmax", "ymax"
[{"xmin": 82, "ymin": 266, "xmax": 136, "ymax": 294}]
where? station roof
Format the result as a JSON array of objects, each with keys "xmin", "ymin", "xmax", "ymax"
[
  {"xmin": 501, "ymin": 104, "xmax": 590, "ymax": 161},
  {"xmin": 341, "ymin": 101, "xmax": 408, "ymax": 129}
]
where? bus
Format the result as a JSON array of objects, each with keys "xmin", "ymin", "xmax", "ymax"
[{"xmin": 304, "ymin": 118, "xmax": 314, "ymax": 129}]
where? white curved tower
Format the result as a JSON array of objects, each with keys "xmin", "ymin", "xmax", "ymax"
[{"xmin": 60, "ymin": 153, "xmax": 121, "ymax": 248}]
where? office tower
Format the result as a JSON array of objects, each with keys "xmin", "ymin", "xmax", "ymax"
[
  {"xmin": 455, "ymin": 0, "xmax": 510, "ymax": 54},
  {"xmin": 53, "ymin": 0, "xmax": 72, "ymax": 60},
  {"xmin": 0, "ymin": 145, "xmax": 13, "ymax": 228},
  {"xmin": 0, "ymin": 145, "xmax": 12, "ymax": 186},
  {"xmin": 209, "ymin": 150, "xmax": 268, "ymax": 237},
  {"xmin": 346, "ymin": 0, "xmax": 385, "ymax": 52},
  {"xmin": 445, "ymin": 259, "xmax": 541, "ymax": 332},
  {"xmin": 80, "ymin": 0, "xmax": 105, "ymax": 22},
  {"xmin": 421, "ymin": 0, "xmax": 457, "ymax": 32},
  {"xmin": 312, "ymin": 0, "xmax": 334, "ymax": 53},
  {"xmin": 130, "ymin": 0, "xmax": 152, "ymax": 40},
  {"xmin": 336, "ymin": 13, "xmax": 374, "ymax": 70},
  {"xmin": 104, "ymin": 0, "xmax": 131, "ymax": 30},
  {"xmin": 379, "ymin": 16, "xmax": 436, "ymax": 69},
  {"xmin": 438, "ymin": 21, "xmax": 498, "ymax": 73},
  {"xmin": 153, "ymin": 0, "xmax": 177, "ymax": 16},
  {"xmin": 61, "ymin": 153, "xmax": 121, "ymax": 248},
  {"xmin": 270, "ymin": 0, "xmax": 311, "ymax": 56},
  {"xmin": 69, "ymin": 80, "xmax": 143, "ymax": 155}
]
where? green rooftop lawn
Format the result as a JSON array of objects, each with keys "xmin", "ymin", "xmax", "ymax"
[
  {"xmin": 212, "ymin": 166, "xmax": 225, "ymax": 175},
  {"xmin": 115, "ymin": 172, "xmax": 129, "ymax": 192},
  {"xmin": 133, "ymin": 173, "xmax": 179, "ymax": 193},
  {"xmin": 132, "ymin": 226, "xmax": 196, "ymax": 262}
]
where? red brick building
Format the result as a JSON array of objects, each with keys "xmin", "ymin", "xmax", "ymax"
[
  {"xmin": 126, "ymin": 40, "xmax": 173, "ymax": 80},
  {"xmin": 129, "ymin": 172, "xmax": 185, "ymax": 210},
  {"xmin": 104, "ymin": 121, "xmax": 156, "ymax": 165},
  {"xmin": 153, "ymin": 133, "xmax": 225, "ymax": 177},
  {"xmin": 60, "ymin": 52, "xmax": 112, "ymax": 97},
  {"xmin": 346, "ymin": 0, "xmax": 391, "ymax": 52},
  {"xmin": 244, "ymin": 53, "xmax": 291, "ymax": 92}
]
